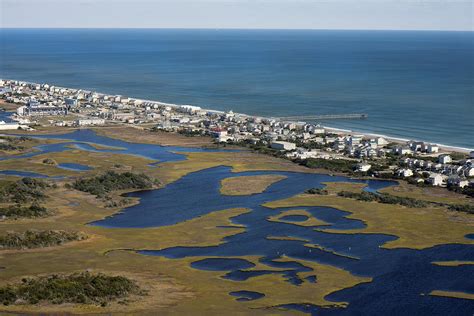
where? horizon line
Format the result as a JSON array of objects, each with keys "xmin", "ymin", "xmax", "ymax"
[{"xmin": 1, "ymin": 27, "xmax": 473, "ymax": 32}]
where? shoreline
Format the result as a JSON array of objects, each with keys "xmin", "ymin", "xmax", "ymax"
[
  {"xmin": 2, "ymin": 78, "xmax": 472, "ymax": 153},
  {"xmin": 322, "ymin": 126, "xmax": 473, "ymax": 154}
]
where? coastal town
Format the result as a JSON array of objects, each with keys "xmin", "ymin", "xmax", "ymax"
[{"xmin": 1, "ymin": 78, "xmax": 473, "ymax": 194}]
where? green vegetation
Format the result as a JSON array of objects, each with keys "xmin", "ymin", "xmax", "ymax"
[
  {"xmin": 0, "ymin": 272, "xmax": 145, "ymax": 306},
  {"xmin": 302, "ymin": 158, "xmax": 356, "ymax": 173},
  {"xmin": 178, "ymin": 129, "xmax": 204, "ymax": 137},
  {"xmin": 295, "ymin": 140, "xmax": 326, "ymax": 150},
  {"xmin": 0, "ymin": 204, "xmax": 50, "ymax": 220},
  {"xmin": 70, "ymin": 171, "xmax": 156, "ymax": 197},
  {"xmin": 42, "ymin": 158, "xmax": 58, "ymax": 165},
  {"xmin": 449, "ymin": 185, "xmax": 474, "ymax": 198},
  {"xmin": 0, "ymin": 230, "xmax": 86, "ymax": 249},
  {"xmin": 337, "ymin": 191, "xmax": 428, "ymax": 208},
  {"xmin": 0, "ymin": 136, "xmax": 32, "ymax": 151},
  {"xmin": 450, "ymin": 152, "xmax": 467, "ymax": 161},
  {"xmin": 305, "ymin": 188, "xmax": 328, "ymax": 195},
  {"xmin": 448, "ymin": 204, "xmax": 473, "ymax": 214},
  {"xmin": 0, "ymin": 177, "xmax": 50, "ymax": 203},
  {"xmin": 0, "ymin": 143, "xmax": 23, "ymax": 151}
]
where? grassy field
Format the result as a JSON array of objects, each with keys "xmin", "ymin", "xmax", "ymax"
[
  {"xmin": 431, "ymin": 261, "xmax": 474, "ymax": 266},
  {"xmin": 380, "ymin": 181, "xmax": 474, "ymax": 206},
  {"xmin": 93, "ymin": 125, "xmax": 216, "ymax": 147},
  {"xmin": 220, "ymin": 174, "xmax": 287, "ymax": 196},
  {"xmin": 430, "ymin": 290, "xmax": 474, "ymax": 301}
]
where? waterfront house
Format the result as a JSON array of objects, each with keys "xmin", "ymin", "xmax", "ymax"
[
  {"xmin": 427, "ymin": 144, "xmax": 439, "ymax": 153},
  {"xmin": 75, "ymin": 118, "xmax": 105, "ymax": 126},
  {"xmin": 271, "ymin": 141, "xmax": 296, "ymax": 151},
  {"xmin": 409, "ymin": 141, "xmax": 424, "ymax": 152},
  {"xmin": 397, "ymin": 168, "xmax": 413, "ymax": 177},
  {"xmin": 376, "ymin": 137, "xmax": 388, "ymax": 146},
  {"xmin": 355, "ymin": 163, "xmax": 372, "ymax": 172},
  {"xmin": 428, "ymin": 174, "xmax": 445, "ymax": 186}
]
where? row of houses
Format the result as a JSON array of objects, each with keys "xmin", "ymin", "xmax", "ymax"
[{"xmin": 2, "ymin": 79, "xmax": 473, "ymax": 191}]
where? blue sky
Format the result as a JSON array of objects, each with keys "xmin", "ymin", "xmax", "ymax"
[{"xmin": 1, "ymin": 0, "xmax": 472, "ymax": 30}]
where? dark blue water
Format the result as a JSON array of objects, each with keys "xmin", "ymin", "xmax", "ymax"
[
  {"xmin": 191, "ymin": 258, "xmax": 255, "ymax": 271},
  {"xmin": 57, "ymin": 163, "xmax": 92, "ymax": 171},
  {"xmin": 280, "ymin": 215, "xmax": 309, "ymax": 222},
  {"xmin": 1, "ymin": 29, "xmax": 473, "ymax": 148},
  {"xmin": 0, "ymin": 129, "xmax": 235, "ymax": 164},
  {"xmin": 230, "ymin": 290, "xmax": 265, "ymax": 302}
]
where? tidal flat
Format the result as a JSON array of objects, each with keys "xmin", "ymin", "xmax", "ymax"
[{"xmin": 0, "ymin": 128, "xmax": 472, "ymax": 315}]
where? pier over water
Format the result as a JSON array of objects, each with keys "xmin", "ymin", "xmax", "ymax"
[{"xmin": 277, "ymin": 113, "xmax": 368, "ymax": 121}]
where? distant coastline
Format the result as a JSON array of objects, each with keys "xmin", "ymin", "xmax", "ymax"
[{"xmin": 2, "ymin": 78, "xmax": 473, "ymax": 153}]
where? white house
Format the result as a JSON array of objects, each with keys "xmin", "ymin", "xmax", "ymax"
[
  {"xmin": 376, "ymin": 137, "xmax": 388, "ymax": 146},
  {"xmin": 464, "ymin": 167, "xmax": 474, "ymax": 177},
  {"xmin": 397, "ymin": 168, "xmax": 413, "ymax": 177},
  {"xmin": 355, "ymin": 163, "xmax": 372, "ymax": 172},
  {"xmin": 427, "ymin": 144, "xmax": 439, "ymax": 153},
  {"xmin": 447, "ymin": 176, "xmax": 469, "ymax": 188},
  {"xmin": 75, "ymin": 118, "xmax": 105, "ymax": 126},
  {"xmin": 394, "ymin": 146, "xmax": 412, "ymax": 155},
  {"xmin": 271, "ymin": 141, "xmax": 296, "ymax": 151},
  {"xmin": 428, "ymin": 174, "xmax": 445, "ymax": 186},
  {"xmin": 438, "ymin": 154, "xmax": 452, "ymax": 164}
]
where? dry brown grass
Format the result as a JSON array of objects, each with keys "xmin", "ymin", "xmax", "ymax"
[{"xmin": 220, "ymin": 174, "xmax": 287, "ymax": 196}]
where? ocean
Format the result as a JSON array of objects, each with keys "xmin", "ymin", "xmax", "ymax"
[{"xmin": 0, "ymin": 29, "xmax": 473, "ymax": 148}]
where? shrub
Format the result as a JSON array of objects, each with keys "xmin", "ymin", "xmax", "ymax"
[
  {"xmin": 0, "ymin": 272, "xmax": 145, "ymax": 306},
  {"xmin": 72, "ymin": 171, "xmax": 154, "ymax": 197},
  {"xmin": 337, "ymin": 191, "xmax": 428, "ymax": 208},
  {"xmin": 0, "ymin": 204, "xmax": 50, "ymax": 220},
  {"xmin": 448, "ymin": 204, "xmax": 473, "ymax": 214},
  {"xmin": 0, "ymin": 230, "xmax": 86, "ymax": 249},
  {"xmin": 42, "ymin": 158, "xmax": 57, "ymax": 165},
  {"xmin": 305, "ymin": 188, "xmax": 328, "ymax": 195},
  {"xmin": 0, "ymin": 177, "xmax": 49, "ymax": 203},
  {"xmin": 302, "ymin": 158, "xmax": 356, "ymax": 173}
]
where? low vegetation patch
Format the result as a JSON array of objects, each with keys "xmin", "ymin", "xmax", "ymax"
[
  {"xmin": 70, "ymin": 171, "xmax": 156, "ymax": 198},
  {"xmin": 0, "ymin": 136, "xmax": 32, "ymax": 152},
  {"xmin": 305, "ymin": 188, "xmax": 328, "ymax": 195},
  {"xmin": 337, "ymin": 191, "xmax": 428, "ymax": 208},
  {"xmin": 302, "ymin": 158, "xmax": 356, "ymax": 173},
  {"xmin": 0, "ymin": 177, "xmax": 50, "ymax": 203},
  {"xmin": 0, "ymin": 204, "xmax": 50, "ymax": 220},
  {"xmin": 448, "ymin": 204, "xmax": 473, "ymax": 215},
  {"xmin": 0, "ymin": 272, "xmax": 145, "ymax": 306},
  {"xmin": 0, "ymin": 230, "xmax": 86, "ymax": 250},
  {"xmin": 42, "ymin": 158, "xmax": 57, "ymax": 165}
]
